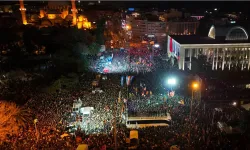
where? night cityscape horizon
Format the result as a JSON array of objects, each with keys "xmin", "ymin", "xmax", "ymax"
[{"xmin": 0, "ymin": 1, "xmax": 250, "ymax": 150}]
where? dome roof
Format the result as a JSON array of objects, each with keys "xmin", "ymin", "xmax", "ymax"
[
  {"xmin": 31, "ymin": 14, "xmax": 40, "ymax": 22},
  {"xmin": 41, "ymin": 18, "xmax": 52, "ymax": 27},
  {"xmin": 55, "ymin": 15, "xmax": 63, "ymax": 20},
  {"xmin": 208, "ymin": 25, "xmax": 248, "ymax": 41},
  {"xmin": 65, "ymin": 15, "xmax": 73, "ymax": 21},
  {"xmin": 225, "ymin": 26, "xmax": 248, "ymax": 40}
]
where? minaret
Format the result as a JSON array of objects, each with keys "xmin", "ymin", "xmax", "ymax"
[
  {"xmin": 71, "ymin": 0, "xmax": 77, "ymax": 26},
  {"xmin": 19, "ymin": 0, "xmax": 27, "ymax": 25}
]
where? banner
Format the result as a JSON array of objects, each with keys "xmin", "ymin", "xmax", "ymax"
[
  {"xmin": 169, "ymin": 37, "xmax": 173, "ymax": 52},
  {"xmin": 126, "ymin": 76, "xmax": 134, "ymax": 86},
  {"xmin": 121, "ymin": 76, "xmax": 124, "ymax": 86}
]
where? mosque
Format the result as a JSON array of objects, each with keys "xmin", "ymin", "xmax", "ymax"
[{"xmin": 19, "ymin": 0, "xmax": 91, "ymax": 29}]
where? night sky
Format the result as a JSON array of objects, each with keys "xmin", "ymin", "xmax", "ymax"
[{"xmin": 0, "ymin": 1, "xmax": 249, "ymax": 13}]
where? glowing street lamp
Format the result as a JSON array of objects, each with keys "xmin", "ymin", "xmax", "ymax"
[
  {"xmin": 189, "ymin": 81, "xmax": 199, "ymax": 146},
  {"xmin": 232, "ymin": 101, "xmax": 237, "ymax": 106},
  {"xmin": 192, "ymin": 82, "xmax": 199, "ymax": 90},
  {"xmin": 126, "ymin": 25, "xmax": 131, "ymax": 30}
]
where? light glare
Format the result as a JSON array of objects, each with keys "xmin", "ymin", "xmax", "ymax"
[
  {"xmin": 167, "ymin": 78, "xmax": 176, "ymax": 85},
  {"xmin": 154, "ymin": 44, "xmax": 160, "ymax": 48}
]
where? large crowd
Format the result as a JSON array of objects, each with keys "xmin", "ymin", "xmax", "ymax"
[
  {"xmin": 0, "ymin": 72, "xmax": 250, "ymax": 150},
  {"xmin": 90, "ymin": 51, "xmax": 154, "ymax": 74}
]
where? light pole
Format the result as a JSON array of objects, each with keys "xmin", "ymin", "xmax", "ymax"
[
  {"xmin": 34, "ymin": 119, "xmax": 39, "ymax": 143},
  {"xmin": 166, "ymin": 77, "xmax": 176, "ymax": 115},
  {"xmin": 189, "ymin": 82, "xmax": 199, "ymax": 147}
]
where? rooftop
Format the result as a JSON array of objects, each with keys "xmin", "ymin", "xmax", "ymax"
[
  {"xmin": 171, "ymin": 25, "xmax": 250, "ymax": 45},
  {"xmin": 170, "ymin": 35, "xmax": 250, "ymax": 45}
]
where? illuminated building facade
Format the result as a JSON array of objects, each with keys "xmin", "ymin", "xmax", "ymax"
[
  {"xmin": 19, "ymin": 0, "xmax": 27, "ymax": 25},
  {"xmin": 16, "ymin": 1, "xmax": 91, "ymax": 29},
  {"xmin": 168, "ymin": 25, "xmax": 250, "ymax": 71},
  {"xmin": 131, "ymin": 19, "xmax": 166, "ymax": 43},
  {"xmin": 166, "ymin": 20, "xmax": 199, "ymax": 35}
]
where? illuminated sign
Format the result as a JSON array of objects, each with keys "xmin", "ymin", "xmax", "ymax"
[{"xmin": 128, "ymin": 8, "xmax": 135, "ymax": 11}]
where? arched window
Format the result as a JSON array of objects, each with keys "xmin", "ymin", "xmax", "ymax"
[
  {"xmin": 208, "ymin": 25, "xmax": 216, "ymax": 39},
  {"xmin": 225, "ymin": 26, "xmax": 248, "ymax": 40}
]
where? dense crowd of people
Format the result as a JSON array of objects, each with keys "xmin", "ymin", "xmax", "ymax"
[
  {"xmin": 90, "ymin": 51, "xmax": 154, "ymax": 74},
  {"xmin": 0, "ymin": 71, "xmax": 249, "ymax": 150}
]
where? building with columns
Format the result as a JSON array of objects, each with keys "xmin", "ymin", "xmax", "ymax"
[{"xmin": 167, "ymin": 25, "xmax": 250, "ymax": 71}]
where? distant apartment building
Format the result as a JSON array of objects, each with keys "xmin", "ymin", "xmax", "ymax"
[
  {"xmin": 190, "ymin": 15, "xmax": 204, "ymax": 21},
  {"xmin": 159, "ymin": 9, "xmax": 182, "ymax": 22},
  {"xmin": 166, "ymin": 18, "xmax": 200, "ymax": 35},
  {"xmin": 131, "ymin": 19, "xmax": 166, "ymax": 43}
]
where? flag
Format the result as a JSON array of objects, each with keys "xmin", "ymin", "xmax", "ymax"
[
  {"xmin": 169, "ymin": 37, "xmax": 173, "ymax": 52},
  {"xmin": 178, "ymin": 100, "xmax": 184, "ymax": 105},
  {"xmin": 101, "ymin": 145, "xmax": 107, "ymax": 150},
  {"xmin": 126, "ymin": 76, "xmax": 134, "ymax": 86},
  {"xmin": 121, "ymin": 76, "xmax": 124, "ymax": 86},
  {"xmin": 118, "ymin": 91, "xmax": 121, "ymax": 102}
]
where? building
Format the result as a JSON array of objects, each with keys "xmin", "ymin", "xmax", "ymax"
[
  {"xmin": 159, "ymin": 9, "xmax": 182, "ymax": 22},
  {"xmin": 14, "ymin": 0, "xmax": 91, "ymax": 29},
  {"xmin": 131, "ymin": 19, "xmax": 166, "ymax": 43},
  {"xmin": 190, "ymin": 15, "xmax": 204, "ymax": 21},
  {"xmin": 166, "ymin": 18, "xmax": 200, "ymax": 35},
  {"xmin": 167, "ymin": 25, "xmax": 250, "ymax": 71}
]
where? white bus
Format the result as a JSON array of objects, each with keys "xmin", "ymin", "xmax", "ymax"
[{"xmin": 126, "ymin": 116, "xmax": 171, "ymax": 128}]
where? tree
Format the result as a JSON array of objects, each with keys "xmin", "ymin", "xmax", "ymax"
[
  {"xmin": 96, "ymin": 18, "xmax": 106, "ymax": 45},
  {"xmin": 88, "ymin": 42, "xmax": 101, "ymax": 55},
  {"xmin": 45, "ymin": 74, "xmax": 79, "ymax": 93},
  {"xmin": 50, "ymin": 27, "xmax": 94, "ymax": 73},
  {"xmin": 0, "ymin": 101, "xmax": 32, "ymax": 142}
]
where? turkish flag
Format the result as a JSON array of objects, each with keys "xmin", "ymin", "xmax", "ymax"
[{"xmin": 169, "ymin": 37, "xmax": 173, "ymax": 52}]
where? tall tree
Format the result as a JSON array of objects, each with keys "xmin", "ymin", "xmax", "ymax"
[
  {"xmin": 51, "ymin": 27, "xmax": 96, "ymax": 73},
  {"xmin": 96, "ymin": 18, "xmax": 106, "ymax": 45},
  {"xmin": 0, "ymin": 101, "xmax": 32, "ymax": 142}
]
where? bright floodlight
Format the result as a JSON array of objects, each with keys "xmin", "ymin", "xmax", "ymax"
[
  {"xmin": 232, "ymin": 102, "xmax": 237, "ymax": 106},
  {"xmin": 154, "ymin": 44, "xmax": 160, "ymax": 48},
  {"xmin": 167, "ymin": 78, "xmax": 176, "ymax": 85}
]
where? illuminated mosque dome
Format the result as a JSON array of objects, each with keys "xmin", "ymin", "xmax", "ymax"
[
  {"xmin": 41, "ymin": 18, "xmax": 52, "ymax": 27},
  {"xmin": 54, "ymin": 16, "xmax": 63, "ymax": 24},
  {"xmin": 208, "ymin": 25, "xmax": 248, "ymax": 41},
  {"xmin": 65, "ymin": 15, "xmax": 73, "ymax": 21},
  {"xmin": 30, "ymin": 14, "xmax": 40, "ymax": 22}
]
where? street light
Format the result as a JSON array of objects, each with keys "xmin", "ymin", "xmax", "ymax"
[
  {"xmin": 189, "ymin": 81, "xmax": 199, "ymax": 147},
  {"xmin": 190, "ymin": 82, "xmax": 199, "ymax": 117},
  {"xmin": 192, "ymin": 82, "xmax": 199, "ymax": 89}
]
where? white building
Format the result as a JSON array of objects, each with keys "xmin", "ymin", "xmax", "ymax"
[
  {"xmin": 166, "ymin": 20, "xmax": 199, "ymax": 35},
  {"xmin": 131, "ymin": 19, "xmax": 166, "ymax": 43},
  {"xmin": 167, "ymin": 25, "xmax": 250, "ymax": 71}
]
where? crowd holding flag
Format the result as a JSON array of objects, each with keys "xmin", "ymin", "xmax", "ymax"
[
  {"xmin": 121, "ymin": 76, "xmax": 124, "ymax": 86},
  {"xmin": 126, "ymin": 76, "xmax": 134, "ymax": 86}
]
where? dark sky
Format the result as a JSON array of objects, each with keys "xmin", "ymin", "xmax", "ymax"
[
  {"xmin": 0, "ymin": 1, "xmax": 249, "ymax": 13},
  {"xmin": 118, "ymin": 1, "xmax": 250, "ymax": 12}
]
